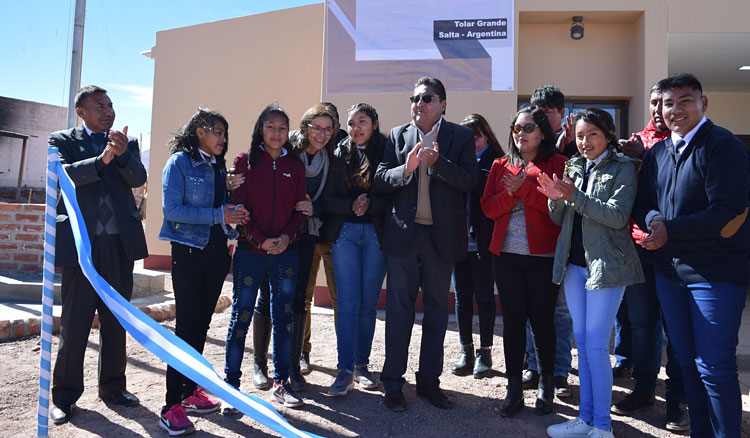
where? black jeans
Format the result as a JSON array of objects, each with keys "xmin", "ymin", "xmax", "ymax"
[
  {"xmin": 165, "ymin": 242, "xmax": 230, "ymax": 407},
  {"xmin": 493, "ymin": 252, "xmax": 558, "ymax": 377},
  {"xmin": 453, "ymin": 252, "xmax": 496, "ymax": 347}
]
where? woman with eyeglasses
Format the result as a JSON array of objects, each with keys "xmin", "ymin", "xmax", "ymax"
[
  {"xmin": 540, "ymin": 109, "xmax": 642, "ymax": 438},
  {"xmin": 450, "ymin": 114, "xmax": 504, "ymax": 379},
  {"xmin": 481, "ymin": 106, "xmax": 567, "ymax": 417},
  {"xmin": 158, "ymin": 108, "xmax": 249, "ymax": 435},
  {"xmin": 320, "ymin": 103, "xmax": 389, "ymax": 396},
  {"xmin": 223, "ymin": 105, "xmax": 307, "ymax": 410}
]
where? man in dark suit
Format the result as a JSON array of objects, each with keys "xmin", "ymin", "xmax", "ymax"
[
  {"xmin": 374, "ymin": 76, "xmax": 478, "ymax": 412},
  {"xmin": 49, "ymin": 85, "xmax": 148, "ymax": 424}
]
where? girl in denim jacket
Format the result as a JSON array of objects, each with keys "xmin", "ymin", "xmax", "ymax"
[
  {"xmin": 539, "ymin": 109, "xmax": 643, "ymax": 438},
  {"xmin": 158, "ymin": 108, "xmax": 248, "ymax": 435}
]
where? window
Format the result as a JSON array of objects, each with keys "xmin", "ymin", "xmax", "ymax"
[{"xmin": 518, "ymin": 99, "xmax": 629, "ymax": 141}]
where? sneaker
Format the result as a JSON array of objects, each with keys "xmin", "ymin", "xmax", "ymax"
[
  {"xmin": 181, "ymin": 388, "xmax": 221, "ymax": 414},
  {"xmin": 300, "ymin": 352, "xmax": 311, "ymax": 375},
  {"xmin": 353, "ymin": 366, "xmax": 378, "ymax": 390},
  {"xmin": 329, "ymin": 370, "xmax": 355, "ymax": 396},
  {"xmin": 612, "ymin": 365, "xmax": 632, "ymax": 379},
  {"xmin": 220, "ymin": 403, "xmax": 241, "ymax": 416},
  {"xmin": 160, "ymin": 404, "xmax": 195, "ymax": 436},
  {"xmin": 665, "ymin": 400, "xmax": 690, "ymax": 432},
  {"xmin": 611, "ymin": 390, "xmax": 654, "ymax": 415},
  {"xmin": 547, "ymin": 417, "xmax": 593, "ymax": 438},
  {"xmin": 522, "ymin": 369, "xmax": 539, "ymax": 389},
  {"xmin": 554, "ymin": 376, "xmax": 571, "ymax": 398},
  {"xmin": 587, "ymin": 427, "xmax": 615, "ymax": 438},
  {"xmin": 273, "ymin": 380, "xmax": 304, "ymax": 408}
]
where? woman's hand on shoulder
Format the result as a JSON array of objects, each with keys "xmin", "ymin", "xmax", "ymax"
[{"xmin": 226, "ymin": 167, "xmax": 246, "ymax": 191}]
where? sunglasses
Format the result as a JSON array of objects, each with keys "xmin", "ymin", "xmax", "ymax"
[
  {"xmin": 511, "ymin": 123, "xmax": 538, "ymax": 134},
  {"xmin": 308, "ymin": 123, "xmax": 334, "ymax": 136},
  {"xmin": 409, "ymin": 94, "xmax": 440, "ymax": 104}
]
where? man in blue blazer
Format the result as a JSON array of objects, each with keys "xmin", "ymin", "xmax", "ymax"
[
  {"xmin": 49, "ymin": 85, "xmax": 148, "ymax": 424},
  {"xmin": 374, "ymin": 76, "xmax": 478, "ymax": 412},
  {"xmin": 634, "ymin": 74, "xmax": 750, "ymax": 438}
]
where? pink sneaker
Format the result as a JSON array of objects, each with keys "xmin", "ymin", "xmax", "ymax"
[
  {"xmin": 181, "ymin": 388, "xmax": 221, "ymax": 414},
  {"xmin": 159, "ymin": 404, "xmax": 195, "ymax": 436}
]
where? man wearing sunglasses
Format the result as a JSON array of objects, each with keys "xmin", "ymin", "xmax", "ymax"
[{"xmin": 374, "ymin": 76, "xmax": 478, "ymax": 412}]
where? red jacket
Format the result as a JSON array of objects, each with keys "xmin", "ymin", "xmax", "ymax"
[
  {"xmin": 233, "ymin": 148, "xmax": 306, "ymax": 254},
  {"xmin": 629, "ymin": 119, "xmax": 670, "ymax": 243},
  {"xmin": 481, "ymin": 154, "xmax": 567, "ymax": 256}
]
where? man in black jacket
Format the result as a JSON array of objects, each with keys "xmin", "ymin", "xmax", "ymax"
[
  {"xmin": 49, "ymin": 85, "xmax": 148, "ymax": 424},
  {"xmin": 374, "ymin": 76, "xmax": 478, "ymax": 412},
  {"xmin": 633, "ymin": 73, "xmax": 750, "ymax": 438}
]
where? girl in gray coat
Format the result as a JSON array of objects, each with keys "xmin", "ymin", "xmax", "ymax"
[{"xmin": 538, "ymin": 108, "xmax": 643, "ymax": 438}]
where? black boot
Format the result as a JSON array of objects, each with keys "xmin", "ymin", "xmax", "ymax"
[
  {"xmin": 499, "ymin": 375, "xmax": 524, "ymax": 417},
  {"xmin": 473, "ymin": 348, "xmax": 492, "ymax": 379},
  {"xmin": 252, "ymin": 311, "xmax": 272, "ymax": 390},
  {"xmin": 451, "ymin": 343, "xmax": 474, "ymax": 376},
  {"xmin": 289, "ymin": 312, "xmax": 307, "ymax": 392},
  {"xmin": 535, "ymin": 374, "xmax": 554, "ymax": 415}
]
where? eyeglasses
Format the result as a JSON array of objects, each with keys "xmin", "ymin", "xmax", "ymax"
[
  {"xmin": 308, "ymin": 124, "xmax": 334, "ymax": 136},
  {"xmin": 511, "ymin": 123, "xmax": 538, "ymax": 134},
  {"xmin": 409, "ymin": 94, "xmax": 441, "ymax": 104}
]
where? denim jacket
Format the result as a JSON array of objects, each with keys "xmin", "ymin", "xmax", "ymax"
[
  {"xmin": 159, "ymin": 151, "xmax": 238, "ymax": 248},
  {"xmin": 549, "ymin": 148, "xmax": 644, "ymax": 289}
]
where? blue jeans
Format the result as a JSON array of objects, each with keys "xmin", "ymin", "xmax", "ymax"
[
  {"xmin": 453, "ymin": 252, "xmax": 496, "ymax": 348},
  {"xmin": 331, "ymin": 222, "xmax": 387, "ymax": 372},
  {"xmin": 526, "ymin": 284, "xmax": 573, "ymax": 377},
  {"xmin": 655, "ymin": 270, "xmax": 745, "ymax": 438},
  {"xmin": 564, "ymin": 264, "xmax": 625, "ymax": 432},
  {"xmin": 224, "ymin": 248, "xmax": 298, "ymax": 386},
  {"xmin": 613, "ymin": 296, "xmax": 633, "ymax": 368}
]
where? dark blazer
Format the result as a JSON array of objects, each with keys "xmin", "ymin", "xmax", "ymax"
[
  {"xmin": 322, "ymin": 134, "xmax": 389, "ymax": 243},
  {"xmin": 633, "ymin": 119, "xmax": 750, "ymax": 286},
  {"xmin": 468, "ymin": 145, "xmax": 499, "ymax": 256},
  {"xmin": 50, "ymin": 125, "xmax": 148, "ymax": 266},
  {"xmin": 373, "ymin": 119, "xmax": 478, "ymax": 263}
]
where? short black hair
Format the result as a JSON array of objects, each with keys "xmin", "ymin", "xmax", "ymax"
[
  {"xmin": 664, "ymin": 73, "xmax": 703, "ymax": 95},
  {"xmin": 530, "ymin": 84, "xmax": 565, "ymax": 111},
  {"xmin": 414, "ymin": 76, "xmax": 446, "ymax": 114},
  {"xmin": 74, "ymin": 85, "xmax": 107, "ymax": 108},
  {"xmin": 649, "ymin": 78, "xmax": 670, "ymax": 95}
]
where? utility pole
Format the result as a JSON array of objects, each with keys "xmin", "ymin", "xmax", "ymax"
[{"xmin": 66, "ymin": 0, "xmax": 86, "ymax": 129}]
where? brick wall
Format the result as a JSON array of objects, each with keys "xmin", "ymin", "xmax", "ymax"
[{"xmin": 0, "ymin": 203, "xmax": 45, "ymax": 272}]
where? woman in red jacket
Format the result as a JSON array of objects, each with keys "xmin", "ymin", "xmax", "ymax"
[
  {"xmin": 223, "ymin": 105, "xmax": 307, "ymax": 409},
  {"xmin": 481, "ymin": 107, "xmax": 567, "ymax": 417}
]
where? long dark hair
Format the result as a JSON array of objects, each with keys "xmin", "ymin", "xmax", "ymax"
[
  {"xmin": 168, "ymin": 108, "xmax": 228, "ymax": 166},
  {"xmin": 248, "ymin": 105, "xmax": 293, "ymax": 168},
  {"xmin": 341, "ymin": 103, "xmax": 384, "ymax": 190},
  {"xmin": 572, "ymin": 108, "xmax": 618, "ymax": 149},
  {"xmin": 505, "ymin": 106, "xmax": 556, "ymax": 167},
  {"xmin": 460, "ymin": 113, "xmax": 504, "ymax": 156}
]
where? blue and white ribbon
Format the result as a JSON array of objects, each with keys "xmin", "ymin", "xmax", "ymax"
[
  {"xmin": 43, "ymin": 146, "xmax": 323, "ymax": 438},
  {"xmin": 37, "ymin": 148, "xmax": 59, "ymax": 437}
]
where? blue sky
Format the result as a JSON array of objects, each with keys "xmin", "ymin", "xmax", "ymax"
[{"xmin": 0, "ymin": 0, "xmax": 320, "ymax": 151}]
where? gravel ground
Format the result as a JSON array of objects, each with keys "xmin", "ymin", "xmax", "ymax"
[{"xmin": 2, "ymin": 279, "xmax": 750, "ymax": 437}]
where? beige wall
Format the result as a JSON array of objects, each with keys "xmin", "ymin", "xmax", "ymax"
[
  {"xmin": 145, "ymin": 4, "xmax": 325, "ymax": 259},
  {"xmin": 705, "ymin": 92, "xmax": 750, "ymax": 135}
]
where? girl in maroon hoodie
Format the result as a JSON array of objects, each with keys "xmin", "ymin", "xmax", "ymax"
[{"xmin": 223, "ymin": 105, "xmax": 307, "ymax": 409}]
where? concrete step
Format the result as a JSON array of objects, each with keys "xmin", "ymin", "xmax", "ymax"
[{"xmin": 0, "ymin": 264, "xmax": 169, "ymax": 304}]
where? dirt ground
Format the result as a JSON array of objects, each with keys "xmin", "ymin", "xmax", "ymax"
[{"xmin": 2, "ymin": 279, "xmax": 750, "ymax": 437}]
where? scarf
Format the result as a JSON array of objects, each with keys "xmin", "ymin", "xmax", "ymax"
[{"xmin": 301, "ymin": 150, "xmax": 329, "ymax": 236}]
